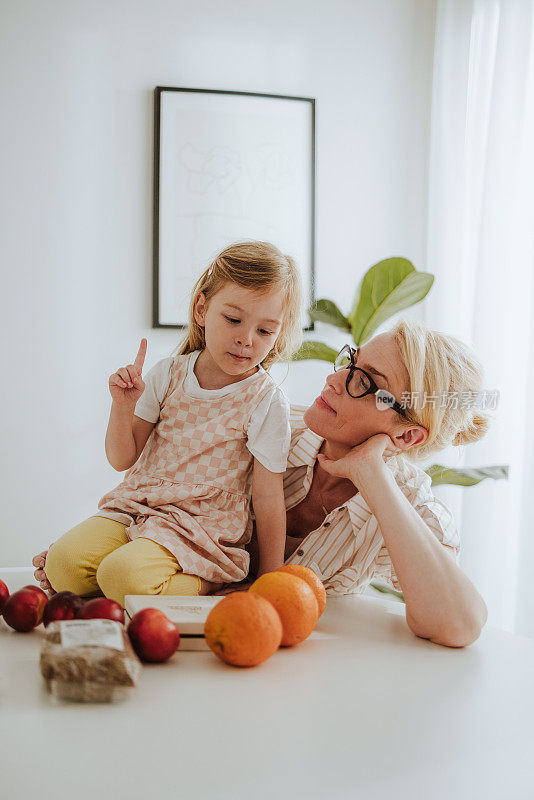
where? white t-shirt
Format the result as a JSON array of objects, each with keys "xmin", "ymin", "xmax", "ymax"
[{"xmin": 134, "ymin": 351, "xmax": 291, "ymax": 473}]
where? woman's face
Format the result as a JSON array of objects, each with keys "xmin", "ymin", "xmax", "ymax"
[{"xmin": 304, "ymin": 332, "xmax": 421, "ymax": 452}]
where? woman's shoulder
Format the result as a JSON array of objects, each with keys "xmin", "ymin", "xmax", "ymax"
[
  {"xmin": 287, "ymin": 406, "xmax": 314, "ymax": 446},
  {"xmin": 285, "ymin": 405, "xmax": 324, "ymax": 463},
  {"xmin": 389, "ymin": 455, "xmax": 431, "ymax": 483},
  {"xmin": 392, "ymin": 457, "xmax": 460, "ymax": 551},
  {"xmin": 386, "ymin": 455, "xmax": 434, "ymax": 498},
  {"xmin": 387, "ymin": 457, "xmax": 458, "ymax": 534},
  {"xmin": 289, "ymin": 404, "xmax": 309, "ymax": 429}
]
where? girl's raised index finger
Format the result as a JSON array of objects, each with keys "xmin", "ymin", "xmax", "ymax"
[{"xmin": 134, "ymin": 338, "xmax": 147, "ymax": 371}]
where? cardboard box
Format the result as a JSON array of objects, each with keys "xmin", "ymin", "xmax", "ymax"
[{"xmin": 124, "ymin": 595, "xmax": 224, "ymax": 651}]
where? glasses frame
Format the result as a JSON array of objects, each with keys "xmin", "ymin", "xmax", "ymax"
[{"xmin": 334, "ymin": 345, "xmax": 407, "ymax": 418}]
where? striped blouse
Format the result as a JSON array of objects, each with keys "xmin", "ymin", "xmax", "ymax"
[{"xmin": 282, "ymin": 407, "xmax": 461, "ymax": 596}]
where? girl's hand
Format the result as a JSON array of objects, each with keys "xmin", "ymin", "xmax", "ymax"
[
  {"xmin": 32, "ymin": 549, "xmax": 56, "ymax": 596},
  {"xmin": 109, "ymin": 339, "xmax": 147, "ymax": 407},
  {"xmin": 317, "ymin": 433, "xmax": 401, "ymax": 482}
]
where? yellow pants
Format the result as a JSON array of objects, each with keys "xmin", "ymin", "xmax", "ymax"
[{"xmin": 45, "ymin": 516, "xmax": 201, "ymax": 607}]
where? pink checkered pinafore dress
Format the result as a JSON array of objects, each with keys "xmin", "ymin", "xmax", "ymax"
[{"xmin": 96, "ymin": 353, "xmax": 276, "ymax": 583}]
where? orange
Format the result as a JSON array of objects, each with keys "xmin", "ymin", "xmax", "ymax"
[
  {"xmin": 277, "ymin": 564, "xmax": 327, "ymax": 618},
  {"xmin": 204, "ymin": 592, "xmax": 283, "ymax": 667},
  {"xmin": 249, "ymin": 572, "xmax": 318, "ymax": 647}
]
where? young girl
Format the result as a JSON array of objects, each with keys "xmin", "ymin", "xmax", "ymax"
[{"xmin": 33, "ymin": 241, "xmax": 302, "ymax": 605}]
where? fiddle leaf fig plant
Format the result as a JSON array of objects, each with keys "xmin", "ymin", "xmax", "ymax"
[
  {"xmin": 294, "ymin": 257, "xmax": 435, "ymax": 361},
  {"xmin": 294, "ymin": 256, "xmax": 508, "ymax": 603},
  {"xmin": 348, "ymin": 257, "xmax": 434, "ymax": 344},
  {"xmin": 307, "ymin": 298, "xmax": 350, "ymax": 331},
  {"xmin": 292, "ymin": 340, "xmax": 339, "ymax": 363},
  {"xmin": 425, "ymin": 464, "xmax": 509, "ymax": 487}
]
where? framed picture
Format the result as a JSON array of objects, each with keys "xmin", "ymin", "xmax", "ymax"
[{"xmin": 153, "ymin": 86, "xmax": 315, "ymax": 329}]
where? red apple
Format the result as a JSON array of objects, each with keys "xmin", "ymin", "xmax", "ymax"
[
  {"xmin": 127, "ymin": 608, "xmax": 180, "ymax": 663},
  {"xmin": 77, "ymin": 597, "xmax": 125, "ymax": 624},
  {"xmin": 21, "ymin": 584, "xmax": 49, "ymax": 597},
  {"xmin": 3, "ymin": 587, "xmax": 47, "ymax": 632},
  {"xmin": 0, "ymin": 579, "xmax": 9, "ymax": 614},
  {"xmin": 43, "ymin": 591, "xmax": 84, "ymax": 627},
  {"xmin": 16, "ymin": 585, "xmax": 47, "ymax": 614},
  {"xmin": 20, "ymin": 585, "xmax": 48, "ymax": 615}
]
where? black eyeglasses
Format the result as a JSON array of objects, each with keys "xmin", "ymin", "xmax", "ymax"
[{"xmin": 334, "ymin": 345, "xmax": 407, "ymax": 417}]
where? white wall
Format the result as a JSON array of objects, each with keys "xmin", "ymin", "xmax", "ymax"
[{"xmin": 1, "ymin": 0, "xmax": 437, "ymax": 565}]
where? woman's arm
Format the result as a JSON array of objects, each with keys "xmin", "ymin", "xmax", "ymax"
[
  {"xmin": 251, "ymin": 459, "xmax": 286, "ymax": 576},
  {"xmin": 358, "ymin": 466, "xmax": 487, "ymax": 646},
  {"xmin": 318, "ymin": 436, "xmax": 488, "ymax": 648}
]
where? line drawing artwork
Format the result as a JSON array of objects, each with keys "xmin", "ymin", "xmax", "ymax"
[
  {"xmin": 179, "ymin": 144, "xmax": 244, "ymax": 197},
  {"xmin": 154, "ymin": 88, "xmax": 314, "ymax": 329}
]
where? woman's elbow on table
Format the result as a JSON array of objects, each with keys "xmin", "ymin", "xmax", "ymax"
[
  {"xmin": 430, "ymin": 624, "xmax": 482, "ymax": 648},
  {"xmin": 408, "ymin": 600, "xmax": 488, "ymax": 648}
]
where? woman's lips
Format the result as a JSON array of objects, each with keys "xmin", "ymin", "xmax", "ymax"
[
  {"xmin": 315, "ymin": 394, "xmax": 335, "ymax": 413},
  {"xmin": 228, "ymin": 352, "xmax": 250, "ymax": 362}
]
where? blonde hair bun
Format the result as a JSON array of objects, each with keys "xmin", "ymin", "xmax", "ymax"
[
  {"xmin": 393, "ymin": 319, "xmax": 492, "ymax": 461},
  {"xmin": 452, "ymin": 414, "xmax": 491, "ymax": 446}
]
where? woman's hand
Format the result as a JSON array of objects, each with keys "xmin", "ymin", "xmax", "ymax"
[
  {"xmin": 31, "ymin": 550, "xmax": 55, "ymax": 596},
  {"xmin": 109, "ymin": 338, "xmax": 147, "ymax": 408},
  {"xmin": 317, "ymin": 433, "xmax": 401, "ymax": 482}
]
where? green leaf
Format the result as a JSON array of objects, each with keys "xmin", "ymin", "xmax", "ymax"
[
  {"xmin": 349, "ymin": 257, "xmax": 434, "ymax": 345},
  {"xmin": 350, "ymin": 258, "xmax": 414, "ymax": 331},
  {"xmin": 369, "ymin": 582, "xmax": 405, "ymax": 603},
  {"xmin": 309, "ymin": 299, "xmax": 350, "ymax": 331},
  {"xmin": 425, "ymin": 464, "xmax": 510, "ymax": 487},
  {"xmin": 291, "ymin": 341, "xmax": 339, "ymax": 363}
]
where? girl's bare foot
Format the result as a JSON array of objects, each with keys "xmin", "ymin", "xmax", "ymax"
[{"xmin": 31, "ymin": 550, "xmax": 56, "ymax": 596}]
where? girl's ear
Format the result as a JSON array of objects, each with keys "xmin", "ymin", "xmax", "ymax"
[{"xmin": 194, "ymin": 292, "xmax": 207, "ymax": 327}]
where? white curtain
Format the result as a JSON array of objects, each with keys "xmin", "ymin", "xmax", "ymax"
[{"xmin": 425, "ymin": 0, "xmax": 534, "ymax": 636}]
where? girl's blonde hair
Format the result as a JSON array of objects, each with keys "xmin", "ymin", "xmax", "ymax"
[
  {"xmin": 173, "ymin": 241, "xmax": 302, "ymax": 368},
  {"xmin": 391, "ymin": 319, "xmax": 491, "ymax": 462}
]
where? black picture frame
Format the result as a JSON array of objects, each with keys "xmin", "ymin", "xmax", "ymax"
[{"xmin": 152, "ymin": 86, "xmax": 316, "ymax": 330}]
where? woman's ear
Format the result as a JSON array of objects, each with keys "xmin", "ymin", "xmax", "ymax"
[
  {"xmin": 395, "ymin": 425, "xmax": 428, "ymax": 451},
  {"xmin": 194, "ymin": 292, "xmax": 207, "ymax": 327}
]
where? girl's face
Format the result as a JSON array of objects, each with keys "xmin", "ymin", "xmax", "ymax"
[{"xmin": 194, "ymin": 282, "xmax": 284, "ymax": 378}]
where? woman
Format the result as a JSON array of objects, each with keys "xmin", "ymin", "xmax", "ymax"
[
  {"xmin": 34, "ymin": 320, "xmax": 489, "ymax": 647},
  {"xmin": 217, "ymin": 319, "xmax": 490, "ymax": 648}
]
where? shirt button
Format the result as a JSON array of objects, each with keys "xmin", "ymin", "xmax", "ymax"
[
  {"xmin": 296, "ymin": 549, "xmax": 304, "ymax": 556},
  {"xmin": 323, "ymin": 522, "xmax": 330, "ymax": 528},
  {"xmin": 339, "ymin": 506, "xmax": 346, "ymax": 511}
]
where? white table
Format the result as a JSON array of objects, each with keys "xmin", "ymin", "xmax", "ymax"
[{"xmin": 1, "ymin": 576, "xmax": 533, "ymax": 800}]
